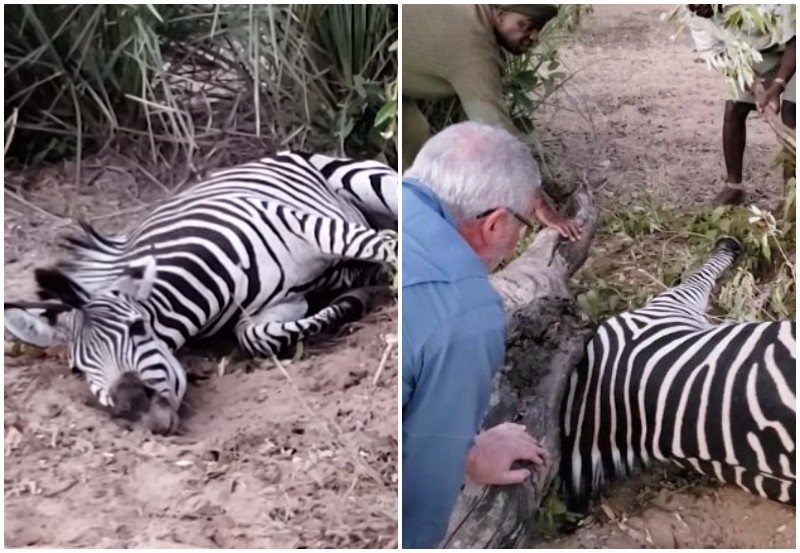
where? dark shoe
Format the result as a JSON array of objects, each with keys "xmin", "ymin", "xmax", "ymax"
[{"xmin": 713, "ymin": 186, "xmax": 746, "ymax": 206}]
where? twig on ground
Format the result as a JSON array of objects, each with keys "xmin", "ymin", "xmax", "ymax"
[
  {"xmin": 372, "ymin": 334, "xmax": 397, "ymax": 387},
  {"xmin": 90, "ymin": 204, "xmax": 150, "ymax": 222},
  {"xmin": 5, "ymin": 108, "xmax": 19, "ymax": 157},
  {"xmin": 135, "ymin": 163, "xmax": 172, "ymax": 195},
  {"xmin": 265, "ymin": 351, "xmax": 389, "ymax": 491},
  {"xmin": 4, "ymin": 188, "xmax": 69, "ymax": 223}
]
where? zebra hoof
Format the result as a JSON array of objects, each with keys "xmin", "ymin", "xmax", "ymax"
[
  {"xmin": 336, "ymin": 289, "xmax": 372, "ymax": 316},
  {"xmin": 714, "ymin": 236, "xmax": 742, "ymax": 256}
]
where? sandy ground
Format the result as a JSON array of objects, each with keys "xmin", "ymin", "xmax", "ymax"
[
  {"xmin": 4, "ymin": 154, "xmax": 398, "ymax": 548},
  {"xmin": 532, "ymin": 5, "xmax": 795, "ymax": 548}
]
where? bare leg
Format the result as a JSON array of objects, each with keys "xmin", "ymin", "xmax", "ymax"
[
  {"xmin": 716, "ymin": 100, "xmax": 755, "ymax": 205},
  {"xmin": 781, "ymin": 100, "xmax": 796, "ymax": 182}
]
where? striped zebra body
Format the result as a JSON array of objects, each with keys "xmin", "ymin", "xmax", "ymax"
[
  {"xmin": 561, "ymin": 238, "xmax": 796, "ymax": 506},
  {"xmin": 63, "ymin": 152, "xmax": 395, "ymax": 351},
  {"xmin": 10, "ymin": 151, "xmax": 397, "ymax": 434}
]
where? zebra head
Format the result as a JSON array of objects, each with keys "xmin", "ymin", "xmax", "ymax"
[{"xmin": 4, "ymin": 257, "xmax": 186, "ymax": 435}]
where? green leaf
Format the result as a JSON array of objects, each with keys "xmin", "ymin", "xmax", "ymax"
[
  {"xmin": 761, "ymin": 235, "xmax": 771, "ymax": 261},
  {"xmin": 374, "ymin": 100, "xmax": 397, "ymax": 127}
]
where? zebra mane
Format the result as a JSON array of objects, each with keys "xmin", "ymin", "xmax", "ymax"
[{"xmin": 61, "ymin": 220, "xmax": 128, "ymax": 260}]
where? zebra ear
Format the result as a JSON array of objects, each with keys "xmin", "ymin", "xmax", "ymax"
[
  {"xmin": 112, "ymin": 256, "xmax": 157, "ymax": 301},
  {"xmin": 35, "ymin": 267, "xmax": 90, "ymax": 308},
  {"xmin": 4, "ymin": 301, "xmax": 72, "ymax": 347}
]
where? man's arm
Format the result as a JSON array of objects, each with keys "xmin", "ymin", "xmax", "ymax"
[
  {"xmin": 402, "ymin": 305, "xmax": 505, "ymax": 548},
  {"xmin": 447, "ymin": 54, "xmax": 520, "ymax": 136},
  {"xmin": 755, "ymin": 37, "xmax": 796, "ymax": 114},
  {"xmin": 449, "ymin": 60, "xmax": 583, "ymax": 241},
  {"xmin": 776, "ymin": 37, "xmax": 797, "ymax": 86}
]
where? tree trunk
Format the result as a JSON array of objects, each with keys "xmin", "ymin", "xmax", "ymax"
[{"xmin": 443, "ymin": 183, "xmax": 600, "ymax": 549}]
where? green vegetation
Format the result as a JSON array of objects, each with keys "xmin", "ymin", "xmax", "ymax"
[
  {"xmin": 576, "ymin": 197, "xmax": 796, "ymax": 324},
  {"xmin": 576, "ymin": 5, "xmax": 797, "ymax": 326},
  {"xmin": 4, "ymin": 4, "xmax": 398, "ymax": 167},
  {"xmin": 533, "ymin": 477, "xmax": 581, "ymax": 538}
]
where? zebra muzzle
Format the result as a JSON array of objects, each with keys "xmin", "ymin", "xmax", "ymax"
[
  {"xmin": 109, "ymin": 372, "xmax": 152, "ymax": 423},
  {"xmin": 108, "ymin": 372, "xmax": 179, "ymax": 435}
]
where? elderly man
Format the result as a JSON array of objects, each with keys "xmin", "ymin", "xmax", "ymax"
[
  {"xmin": 687, "ymin": 4, "xmax": 796, "ymax": 204},
  {"xmin": 402, "ymin": 122, "xmax": 579, "ymax": 548},
  {"xmin": 402, "ymin": 4, "xmax": 560, "ymax": 170}
]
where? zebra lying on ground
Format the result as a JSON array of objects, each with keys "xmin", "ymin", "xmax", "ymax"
[
  {"xmin": 561, "ymin": 237, "xmax": 796, "ymax": 507},
  {"xmin": 4, "ymin": 151, "xmax": 398, "ymax": 435}
]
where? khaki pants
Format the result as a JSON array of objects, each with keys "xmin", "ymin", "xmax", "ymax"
[{"xmin": 402, "ymin": 98, "xmax": 431, "ymax": 172}]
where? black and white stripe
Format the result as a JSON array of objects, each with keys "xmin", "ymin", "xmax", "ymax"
[
  {"xmin": 561, "ymin": 237, "xmax": 796, "ymax": 506},
  {"xmin": 34, "ymin": 151, "xmax": 397, "ymax": 427}
]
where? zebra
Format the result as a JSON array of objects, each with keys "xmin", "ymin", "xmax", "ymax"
[
  {"xmin": 561, "ymin": 237, "xmax": 796, "ymax": 508},
  {"xmin": 4, "ymin": 151, "xmax": 398, "ymax": 435}
]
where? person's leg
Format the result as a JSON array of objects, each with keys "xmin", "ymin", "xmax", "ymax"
[
  {"xmin": 781, "ymin": 100, "xmax": 796, "ymax": 129},
  {"xmin": 402, "ymin": 99, "xmax": 431, "ymax": 172},
  {"xmin": 780, "ymin": 100, "xmax": 796, "ymax": 183},
  {"xmin": 716, "ymin": 100, "xmax": 755, "ymax": 205}
]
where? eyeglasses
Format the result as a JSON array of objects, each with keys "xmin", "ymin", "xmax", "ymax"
[{"xmin": 476, "ymin": 207, "xmax": 537, "ymax": 233}]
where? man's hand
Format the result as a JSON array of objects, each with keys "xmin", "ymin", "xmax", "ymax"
[
  {"xmin": 753, "ymin": 78, "xmax": 783, "ymax": 114},
  {"xmin": 532, "ymin": 194, "xmax": 582, "ymax": 242},
  {"xmin": 465, "ymin": 422, "xmax": 549, "ymax": 486}
]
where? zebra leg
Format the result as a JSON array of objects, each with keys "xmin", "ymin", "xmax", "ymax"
[
  {"xmin": 284, "ymin": 208, "xmax": 397, "ymax": 264},
  {"xmin": 648, "ymin": 237, "xmax": 741, "ymax": 314},
  {"xmin": 302, "ymin": 260, "xmax": 393, "ymax": 301},
  {"xmin": 235, "ymin": 289, "xmax": 372, "ymax": 358},
  {"xmin": 303, "ymin": 153, "xmax": 398, "ymax": 229}
]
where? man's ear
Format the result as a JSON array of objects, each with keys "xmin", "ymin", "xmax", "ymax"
[
  {"xmin": 4, "ymin": 301, "xmax": 72, "ymax": 348},
  {"xmin": 481, "ymin": 208, "xmax": 510, "ymax": 235},
  {"xmin": 110, "ymin": 256, "xmax": 157, "ymax": 301}
]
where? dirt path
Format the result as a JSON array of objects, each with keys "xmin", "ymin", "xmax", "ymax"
[
  {"xmin": 540, "ymin": 4, "xmax": 784, "ymax": 210},
  {"xmin": 3, "ymin": 155, "xmax": 398, "ymax": 548},
  {"xmin": 533, "ymin": 5, "xmax": 794, "ymax": 549}
]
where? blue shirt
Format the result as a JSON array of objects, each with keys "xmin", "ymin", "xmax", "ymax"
[{"xmin": 402, "ymin": 178, "xmax": 506, "ymax": 549}]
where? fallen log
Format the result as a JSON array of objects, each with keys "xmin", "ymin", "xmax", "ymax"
[{"xmin": 443, "ymin": 182, "xmax": 600, "ymax": 549}]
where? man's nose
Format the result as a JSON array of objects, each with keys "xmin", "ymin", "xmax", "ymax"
[{"xmin": 529, "ymin": 29, "xmax": 540, "ymax": 42}]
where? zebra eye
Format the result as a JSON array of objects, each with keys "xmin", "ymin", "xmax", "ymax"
[{"xmin": 129, "ymin": 319, "xmax": 147, "ymax": 337}]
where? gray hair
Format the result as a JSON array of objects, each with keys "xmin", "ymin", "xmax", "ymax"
[{"xmin": 405, "ymin": 121, "xmax": 541, "ymax": 222}]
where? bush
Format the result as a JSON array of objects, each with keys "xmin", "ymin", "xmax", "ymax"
[
  {"xmin": 4, "ymin": 5, "xmax": 172, "ymax": 163},
  {"xmin": 4, "ymin": 4, "xmax": 398, "ymax": 167}
]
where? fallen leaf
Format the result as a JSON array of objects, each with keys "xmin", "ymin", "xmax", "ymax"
[
  {"xmin": 599, "ymin": 503, "xmax": 616, "ymax": 521},
  {"xmin": 5, "ymin": 425, "xmax": 23, "ymax": 454},
  {"xmin": 217, "ymin": 357, "xmax": 229, "ymax": 377}
]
